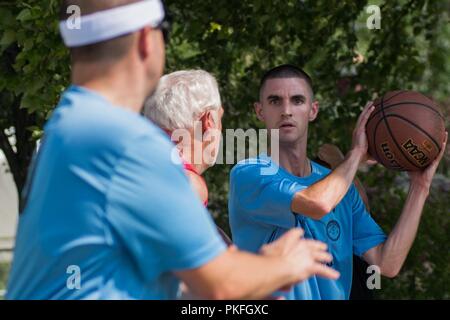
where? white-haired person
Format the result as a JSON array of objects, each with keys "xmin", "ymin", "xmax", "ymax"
[{"xmin": 144, "ymin": 70, "xmax": 231, "ymax": 244}]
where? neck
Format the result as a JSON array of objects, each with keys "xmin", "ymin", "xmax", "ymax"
[
  {"xmin": 183, "ymin": 155, "xmax": 207, "ymax": 175},
  {"xmin": 71, "ymin": 60, "xmax": 147, "ymax": 113},
  {"xmin": 274, "ymin": 137, "xmax": 311, "ymax": 177}
]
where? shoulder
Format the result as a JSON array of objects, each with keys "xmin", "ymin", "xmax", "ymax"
[
  {"xmin": 230, "ymin": 155, "xmax": 274, "ymax": 178},
  {"xmin": 52, "ymin": 86, "xmax": 171, "ymax": 147}
]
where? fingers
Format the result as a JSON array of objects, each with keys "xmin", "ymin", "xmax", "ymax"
[
  {"xmin": 283, "ymin": 228, "xmax": 304, "ymax": 240},
  {"xmin": 282, "ymin": 228, "xmax": 305, "ymax": 249},
  {"xmin": 355, "ymin": 101, "xmax": 372, "ymax": 127},
  {"xmin": 356, "ymin": 101, "xmax": 375, "ymax": 129},
  {"xmin": 302, "ymin": 239, "xmax": 332, "ymax": 263},
  {"xmin": 303, "ymin": 239, "xmax": 328, "ymax": 251},
  {"xmin": 267, "ymin": 228, "xmax": 304, "ymax": 252},
  {"xmin": 427, "ymin": 131, "xmax": 448, "ymax": 171},
  {"xmin": 436, "ymin": 132, "xmax": 448, "ymax": 162},
  {"xmin": 312, "ymin": 250, "xmax": 333, "ymax": 264},
  {"xmin": 284, "ymin": 237, "xmax": 340, "ymax": 282},
  {"xmin": 312, "ymin": 263, "xmax": 340, "ymax": 280},
  {"xmin": 365, "ymin": 154, "xmax": 378, "ymax": 166},
  {"xmin": 364, "ymin": 101, "xmax": 373, "ymax": 109}
]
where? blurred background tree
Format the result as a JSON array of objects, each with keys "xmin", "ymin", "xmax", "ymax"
[{"xmin": 0, "ymin": 0, "xmax": 448, "ymax": 299}]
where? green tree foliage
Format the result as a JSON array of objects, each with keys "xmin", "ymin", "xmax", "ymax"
[
  {"xmin": 0, "ymin": 0, "xmax": 448, "ymax": 298},
  {"xmin": 0, "ymin": 0, "xmax": 69, "ymax": 194}
]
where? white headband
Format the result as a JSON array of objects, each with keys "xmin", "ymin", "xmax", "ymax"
[{"xmin": 59, "ymin": 0, "xmax": 165, "ymax": 47}]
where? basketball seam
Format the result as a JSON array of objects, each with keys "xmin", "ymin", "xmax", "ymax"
[
  {"xmin": 368, "ymin": 90, "xmax": 407, "ymax": 122},
  {"xmin": 384, "ymin": 114, "xmax": 442, "ymax": 152},
  {"xmin": 372, "ymin": 90, "xmax": 406, "ymax": 107},
  {"xmin": 368, "ymin": 101, "xmax": 444, "ymax": 123},
  {"xmin": 380, "ymin": 95, "xmax": 421, "ymax": 169},
  {"xmin": 372, "ymin": 117, "xmax": 383, "ymax": 165},
  {"xmin": 372, "ymin": 117, "xmax": 403, "ymax": 169}
]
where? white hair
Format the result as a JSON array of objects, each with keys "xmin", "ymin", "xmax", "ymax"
[{"xmin": 144, "ymin": 70, "xmax": 222, "ymax": 130}]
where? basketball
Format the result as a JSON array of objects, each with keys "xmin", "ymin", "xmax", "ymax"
[{"xmin": 366, "ymin": 90, "xmax": 446, "ymax": 171}]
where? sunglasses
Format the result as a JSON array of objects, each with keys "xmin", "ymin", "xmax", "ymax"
[
  {"xmin": 156, "ymin": 0, "xmax": 171, "ymax": 45},
  {"xmin": 155, "ymin": 17, "xmax": 171, "ymax": 44}
]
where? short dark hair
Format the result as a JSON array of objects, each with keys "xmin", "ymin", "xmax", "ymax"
[
  {"xmin": 59, "ymin": 0, "xmax": 142, "ymax": 63},
  {"xmin": 259, "ymin": 64, "xmax": 314, "ymax": 100}
]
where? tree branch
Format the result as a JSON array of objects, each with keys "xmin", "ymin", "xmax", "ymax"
[{"xmin": 0, "ymin": 125, "xmax": 19, "ymax": 190}]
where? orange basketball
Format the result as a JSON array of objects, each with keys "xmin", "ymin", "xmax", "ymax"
[{"xmin": 366, "ymin": 90, "xmax": 446, "ymax": 171}]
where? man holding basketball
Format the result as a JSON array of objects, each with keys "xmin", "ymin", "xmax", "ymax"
[{"xmin": 228, "ymin": 64, "xmax": 448, "ymax": 300}]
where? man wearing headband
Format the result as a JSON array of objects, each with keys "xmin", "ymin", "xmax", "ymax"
[{"xmin": 6, "ymin": 1, "xmax": 338, "ymax": 300}]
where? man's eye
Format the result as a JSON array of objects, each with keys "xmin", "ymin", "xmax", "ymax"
[{"xmin": 293, "ymin": 98, "xmax": 304, "ymax": 104}]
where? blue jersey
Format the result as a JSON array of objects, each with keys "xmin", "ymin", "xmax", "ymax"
[
  {"xmin": 228, "ymin": 154, "xmax": 386, "ymax": 300},
  {"xmin": 6, "ymin": 86, "xmax": 226, "ymax": 300}
]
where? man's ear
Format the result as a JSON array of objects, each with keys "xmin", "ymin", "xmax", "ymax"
[
  {"xmin": 254, "ymin": 102, "xmax": 264, "ymax": 122},
  {"xmin": 200, "ymin": 110, "xmax": 214, "ymax": 134},
  {"xmin": 309, "ymin": 100, "xmax": 319, "ymax": 122},
  {"xmin": 137, "ymin": 27, "xmax": 152, "ymax": 60},
  {"xmin": 200, "ymin": 109, "xmax": 223, "ymax": 133}
]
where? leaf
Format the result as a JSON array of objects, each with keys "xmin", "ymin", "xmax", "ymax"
[
  {"xmin": 16, "ymin": 9, "xmax": 32, "ymax": 22},
  {"xmin": 24, "ymin": 38, "xmax": 35, "ymax": 51},
  {"xmin": 0, "ymin": 30, "xmax": 16, "ymax": 47}
]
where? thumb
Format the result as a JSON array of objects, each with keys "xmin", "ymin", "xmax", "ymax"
[{"xmin": 283, "ymin": 228, "xmax": 304, "ymax": 240}]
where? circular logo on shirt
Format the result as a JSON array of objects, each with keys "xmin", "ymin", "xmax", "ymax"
[{"xmin": 326, "ymin": 220, "xmax": 340, "ymax": 241}]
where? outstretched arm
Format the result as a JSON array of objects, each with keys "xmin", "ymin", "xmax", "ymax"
[
  {"xmin": 363, "ymin": 133, "xmax": 448, "ymax": 277},
  {"xmin": 292, "ymin": 102, "xmax": 376, "ymax": 219},
  {"xmin": 317, "ymin": 143, "xmax": 371, "ymax": 211},
  {"xmin": 176, "ymin": 229, "xmax": 340, "ymax": 299}
]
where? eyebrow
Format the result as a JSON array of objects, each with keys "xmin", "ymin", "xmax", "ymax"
[
  {"xmin": 291, "ymin": 94, "xmax": 306, "ymax": 101},
  {"xmin": 266, "ymin": 94, "xmax": 307, "ymax": 101},
  {"xmin": 267, "ymin": 95, "xmax": 281, "ymax": 101}
]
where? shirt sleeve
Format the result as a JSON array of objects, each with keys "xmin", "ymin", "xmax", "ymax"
[
  {"xmin": 229, "ymin": 162, "xmax": 300, "ymax": 229},
  {"xmin": 105, "ymin": 134, "xmax": 227, "ymax": 281},
  {"xmin": 350, "ymin": 184, "xmax": 387, "ymax": 257}
]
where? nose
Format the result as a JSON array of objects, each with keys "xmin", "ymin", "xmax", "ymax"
[{"xmin": 281, "ymin": 101, "xmax": 292, "ymax": 117}]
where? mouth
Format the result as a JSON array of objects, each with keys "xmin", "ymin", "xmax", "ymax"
[{"xmin": 279, "ymin": 123, "xmax": 296, "ymax": 129}]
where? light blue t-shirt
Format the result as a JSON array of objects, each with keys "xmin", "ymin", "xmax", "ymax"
[
  {"xmin": 6, "ymin": 85, "xmax": 226, "ymax": 300},
  {"xmin": 228, "ymin": 155, "xmax": 386, "ymax": 300}
]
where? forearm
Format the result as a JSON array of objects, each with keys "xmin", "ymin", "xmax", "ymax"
[
  {"xmin": 292, "ymin": 149, "xmax": 363, "ymax": 219},
  {"xmin": 215, "ymin": 250, "xmax": 294, "ymax": 299},
  {"xmin": 372, "ymin": 184, "xmax": 429, "ymax": 277},
  {"xmin": 176, "ymin": 248, "xmax": 294, "ymax": 300}
]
